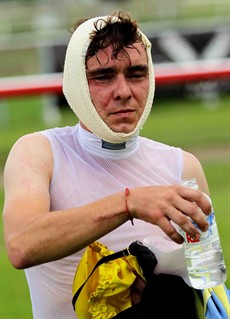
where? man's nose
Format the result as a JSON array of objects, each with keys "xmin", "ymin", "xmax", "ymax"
[{"xmin": 114, "ymin": 75, "xmax": 132, "ymax": 100}]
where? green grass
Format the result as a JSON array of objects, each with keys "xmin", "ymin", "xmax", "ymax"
[
  {"xmin": 140, "ymin": 95, "xmax": 230, "ymax": 148},
  {"xmin": 203, "ymin": 162, "xmax": 230, "ymax": 274},
  {"xmin": 0, "ymin": 94, "xmax": 229, "ymax": 317}
]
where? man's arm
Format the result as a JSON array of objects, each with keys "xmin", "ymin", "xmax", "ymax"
[
  {"xmin": 3, "ymin": 133, "xmax": 130, "ymax": 268},
  {"xmin": 182, "ymin": 150, "xmax": 209, "ymax": 194},
  {"xmin": 3, "ymin": 134, "xmax": 211, "ymax": 269}
]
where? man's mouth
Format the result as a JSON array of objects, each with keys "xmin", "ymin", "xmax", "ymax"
[{"xmin": 111, "ymin": 109, "xmax": 134, "ymax": 115}]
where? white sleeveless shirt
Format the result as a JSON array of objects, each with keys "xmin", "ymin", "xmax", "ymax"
[{"xmin": 25, "ymin": 124, "xmax": 183, "ymax": 318}]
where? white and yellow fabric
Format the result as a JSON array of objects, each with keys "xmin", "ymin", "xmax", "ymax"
[{"xmin": 73, "ymin": 242, "xmax": 230, "ymax": 319}]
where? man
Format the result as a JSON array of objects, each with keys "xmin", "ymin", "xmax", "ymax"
[{"xmin": 3, "ymin": 12, "xmax": 212, "ymax": 318}]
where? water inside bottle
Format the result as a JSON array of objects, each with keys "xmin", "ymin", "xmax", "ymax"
[{"xmin": 184, "ymin": 238, "xmax": 227, "ymax": 289}]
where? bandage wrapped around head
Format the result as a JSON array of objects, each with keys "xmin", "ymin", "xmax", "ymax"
[{"xmin": 63, "ymin": 15, "xmax": 155, "ymax": 143}]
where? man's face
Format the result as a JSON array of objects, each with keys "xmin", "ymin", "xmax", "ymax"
[{"xmin": 84, "ymin": 43, "xmax": 149, "ymax": 134}]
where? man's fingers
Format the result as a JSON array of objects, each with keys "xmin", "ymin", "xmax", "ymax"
[
  {"xmin": 179, "ymin": 186, "xmax": 212, "ymax": 216},
  {"xmin": 173, "ymin": 196, "xmax": 209, "ymax": 232},
  {"xmin": 130, "ymin": 276, "xmax": 146, "ymax": 305},
  {"xmin": 157, "ymin": 217, "xmax": 184, "ymax": 244}
]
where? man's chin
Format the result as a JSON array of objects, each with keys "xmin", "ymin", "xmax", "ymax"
[{"xmin": 109, "ymin": 123, "xmax": 136, "ymax": 134}]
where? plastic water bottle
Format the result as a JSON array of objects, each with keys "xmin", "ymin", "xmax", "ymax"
[{"xmin": 179, "ymin": 178, "xmax": 227, "ymax": 289}]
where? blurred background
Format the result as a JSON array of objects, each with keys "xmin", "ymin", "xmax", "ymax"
[{"xmin": 0, "ymin": 0, "xmax": 230, "ymax": 317}]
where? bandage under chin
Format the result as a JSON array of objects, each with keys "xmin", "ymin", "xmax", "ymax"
[{"xmin": 63, "ymin": 16, "xmax": 155, "ymax": 143}]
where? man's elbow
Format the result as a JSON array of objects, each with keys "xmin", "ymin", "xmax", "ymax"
[{"xmin": 5, "ymin": 236, "xmax": 32, "ymax": 269}]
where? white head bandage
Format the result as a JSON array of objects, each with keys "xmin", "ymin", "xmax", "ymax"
[{"xmin": 63, "ymin": 16, "xmax": 155, "ymax": 143}]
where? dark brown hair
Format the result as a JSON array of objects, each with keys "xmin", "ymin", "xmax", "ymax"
[{"xmin": 72, "ymin": 12, "xmax": 143, "ymax": 63}]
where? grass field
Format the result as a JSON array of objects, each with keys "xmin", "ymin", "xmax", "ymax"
[{"xmin": 0, "ymin": 94, "xmax": 229, "ymax": 318}]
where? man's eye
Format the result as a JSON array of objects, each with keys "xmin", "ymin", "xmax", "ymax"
[
  {"xmin": 93, "ymin": 74, "xmax": 114, "ymax": 82},
  {"xmin": 128, "ymin": 73, "xmax": 146, "ymax": 79},
  {"xmin": 95, "ymin": 75, "xmax": 109, "ymax": 80}
]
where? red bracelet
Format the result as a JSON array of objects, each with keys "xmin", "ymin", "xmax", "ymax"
[{"xmin": 125, "ymin": 188, "xmax": 134, "ymax": 226}]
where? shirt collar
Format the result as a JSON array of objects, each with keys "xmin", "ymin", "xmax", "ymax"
[{"xmin": 76, "ymin": 124, "xmax": 139, "ymax": 159}]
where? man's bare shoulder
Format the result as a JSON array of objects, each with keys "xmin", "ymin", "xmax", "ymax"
[
  {"xmin": 12, "ymin": 131, "xmax": 49, "ymax": 147},
  {"xmin": 8, "ymin": 132, "xmax": 51, "ymax": 159},
  {"xmin": 4, "ymin": 132, "xmax": 53, "ymax": 183},
  {"xmin": 182, "ymin": 150, "xmax": 209, "ymax": 194}
]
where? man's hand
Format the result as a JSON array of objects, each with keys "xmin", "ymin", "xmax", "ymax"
[
  {"xmin": 130, "ymin": 276, "xmax": 146, "ymax": 305},
  {"xmin": 128, "ymin": 185, "xmax": 211, "ymax": 244}
]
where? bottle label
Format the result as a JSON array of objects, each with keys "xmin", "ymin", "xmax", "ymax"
[{"xmin": 185, "ymin": 233, "xmax": 200, "ymax": 243}]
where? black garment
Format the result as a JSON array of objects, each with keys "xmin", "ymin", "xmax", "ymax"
[
  {"xmin": 113, "ymin": 273, "xmax": 198, "ymax": 319},
  {"xmin": 114, "ymin": 241, "xmax": 198, "ymax": 319}
]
